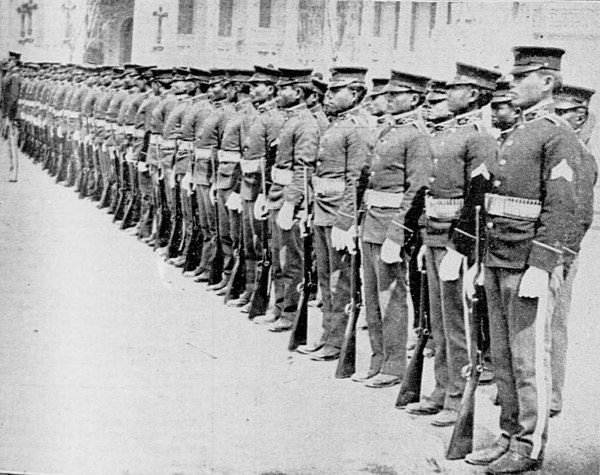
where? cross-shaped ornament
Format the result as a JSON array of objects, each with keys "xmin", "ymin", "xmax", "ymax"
[
  {"xmin": 153, "ymin": 6, "xmax": 169, "ymax": 48},
  {"xmin": 17, "ymin": 0, "xmax": 38, "ymax": 41}
]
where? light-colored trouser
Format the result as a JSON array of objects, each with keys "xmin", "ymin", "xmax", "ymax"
[{"xmin": 550, "ymin": 257, "xmax": 578, "ymax": 413}]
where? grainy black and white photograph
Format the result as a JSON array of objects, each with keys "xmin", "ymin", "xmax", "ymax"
[{"xmin": 1, "ymin": 1, "xmax": 599, "ymax": 474}]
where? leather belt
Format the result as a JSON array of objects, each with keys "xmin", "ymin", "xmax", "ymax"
[
  {"xmin": 271, "ymin": 166, "xmax": 293, "ymax": 186},
  {"xmin": 149, "ymin": 134, "xmax": 162, "ymax": 145},
  {"xmin": 240, "ymin": 159, "xmax": 262, "ymax": 174},
  {"xmin": 194, "ymin": 147, "xmax": 213, "ymax": 160},
  {"xmin": 425, "ymin": 196, "xmax": 464, "ymax": 220},
  {"xmin": 161, "ymin": 139, "xmax": 177, "ymax": 149},
  {"xmin": 133, "ymin": 128, "xmax": 146, "ymax": 138},
  {"xmin": 217, "ymin": 150, "xmax": 241, "ymax": 163},
  {"xmin": 178, "ymin": 140, "xmax": 194, "ymax": 151},
  {"xmin": 365, "ymin": 190, "xmax": 404, "ymax": 208},
  {"xmin": 485, "ymin": 193, "xmax": 542, "ymax": 221},
  {"xmin": 313, "ymin": 177, "xmax": 344, "ymax": 195}
]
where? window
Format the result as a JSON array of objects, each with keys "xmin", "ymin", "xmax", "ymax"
[
  {"xmin": 298, "ymin": 0, "xmax": 325, "ymax": 47},
  {"xmin": 447, "ymin": 2, "xmax": 452, "ymax": 24},
  {"xmin": 259, "ymin": 0, "xmax": 272, "ymax": 28},
  {"xmin": 373, "ymin": 1, "xmax": 383, "ymax": 37},
  {"xmin": 178, "ymin": 0, "xmax": 194, "ymax": 34},
  {"xmin": 218, "ymin": 0, "xmax": 234, "ymax": 37},
  {"xmin": 393, "ymin": 1, "xmax": 401, "ymax": 49},
  {"xmin": 429, "ymin": 2, "xmax": 437, "ymax": 36},
  {"xmin": 409, "ymin": 2, "xmax": 417, "ymax": 52}
]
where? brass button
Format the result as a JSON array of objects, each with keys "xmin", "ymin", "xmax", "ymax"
[
  {"xmin": 494, "ymin": 180, "xmax": 501, "ymax": 187},
  {"xmin": 506, "ymin": 140, "xmax": 513, "ymax": 146},
  {"xmin": 371, "ymin": 171, "xmax": 376, "ymax": 176},
  {"xmin": 433, "ymin": 158, "xmax": 439, "ymax": 164},
  {"xmin": 486, "ymin": 221, "xmax": 494, "ymax": 229},
  {"xmin": 429, "ymin": 177, "xmax": 436, "ymax": 183},
  {"xmin": 499, "ymin": 159, "xmax": 507, "ymax": 166}
]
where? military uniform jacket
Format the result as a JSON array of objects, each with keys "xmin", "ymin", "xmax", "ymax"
[
  {"xmin": 362, "ymin": 109, "xmax": 432, "ymax": 245},
  {"xmin": 122, "ymin": 90, "xmax": 147, "ymax": 127},
  {"xmin": 424, "ymin": 110, "xmax": 497, "ymax": 249},
  {"xmin": 483, "ymin": 102, "xmax": 580, "ymax": 273},
  {"xmin": 150, "ymin": 92, "xmax": 179, "ymax": 136},
  {"xmin": 240, "ymin": 99, "xmax": 283, "ymax": 201},
  {"xmin": 563, "ymin": 135, "xmax": 597, "ymax": 264},
  {"xmin": 310, "ymin": 103, "xmax": 330, "ymax": 135},
  {"xmin": 217, "ymin": 97, "xmax": 256, "ymax": 191},
  {"xmin": 194, "ymin": 99, "xmax": 234, "ymax": 186},
  {"xmin": 314, "ymin": 105, "xmax": 370, "ymax": 229},
  {"xmin": 135, "ymin": 93, "xmax": 161, "ymax": 133},
  {"xmin": 163, "ymin": 93, "xmax": 190, "ymax": 140},
  {"xmin": 268, "ymin": 102, "xmax": 319, "ymax": 211},
  {"xmin": 180, "ymin": 94, "xmax": 211, "ymax": 142}
]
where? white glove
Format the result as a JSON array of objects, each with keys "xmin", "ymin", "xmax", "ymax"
[
  {"xmin": 331, "ymin": 226, "xmax": 346, "ymax": 251},
  {"xmin": 345, "ymin": 225, "xmax": 358, "ymax": 255},
  {"xmin": 225, "ymin": 191, "xmax": 243, "ymax": 212},
  {"xmin": 439, "ymin": 248, "xmax": 464, "ymax": 282},
  {"xmin": 209, "ymin": 185, "xmax": 217, "ymax": 204},
  {"xmin": 381, "ymin": 238, "xmax": 403, "ymax": 264},
  {"xmin": 168, "ymin": 170, "xmax": 176, "ymax": 189},
  {"xmin": 276, "ymin": 201, "xmax": 295, "ymax": 230},
  {"xmin": 181, "ymin": 172, "xmax": 192, "ymax": 195},
  {"xmin": 518, "ymin": 266, "xmax": 549, "ymax": 298},
  {"xmin": 417, "ymin": 245, "xmax": 427, "ymax": 270},
  {"xmin": 138, "ymin": 161, "xmax": 148, "ymax": 172},
  {"xmin": 125, "ymin": 147, "xmax": 134, "ymax": 163},
  {"xmin": 464, "ymin": 264, "xmax": 484, "ymax": 299},
  {"xmin": 254, "ymin": 193, "xmax": 269, "ymax": 220}
]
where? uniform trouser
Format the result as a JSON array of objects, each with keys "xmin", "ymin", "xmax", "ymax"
[
  {"xmin": 6, "ymin": 120, "xmax": 19, "ymax": 181},
  {"xmin": 181, "ymin": 182, "xmax": 194, "ymax": 252},
  {"xmin": 425, "ymin": 246, "xmax": 469, "ymax": 409},
  {"xmin": 485, "ymin": 266, "xmax": 560, "ymax": 460},
  {"xmin": 160, "ymin": 147, "xmax": 176, "ymax": 211},
  {"xmin": 197, "ymin": 184, "xmax": 217, "ymax": 272},
  {"xmin": 269, "ymin": 210, "xmax": 302, "ymax": 321},
  {"xmin": 216, "ymin": 189, "xmax": 236, "ymax": 275},
  {"xmin": 137, "ymin": 167, "xmax": 153, "ymax": 237},
  {"xmin": 362, "ymin": 241, "xmax": 409, "ymax": 376},
  {"xmin": 314, "ymin": 225, "xmax": 351, "ymax": 349},
  {"xmin": 242, "ymin": 199, "xmax": 261, "ymax": 294},
  {"xmin": 99, "ymin": 146, "xmax": 111, "ymax": 190},
  {"xmin": 550, "ymin": 257, "xmax": 578, "ymax": 413}
]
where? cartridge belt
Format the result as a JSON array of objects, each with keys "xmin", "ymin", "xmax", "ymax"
[
  {"xmin": 313, "ymin": 177, "xmax": 344, "ymax": 195},
  {"xmin": 485, "ymin": 193, "xmax": 541, "ymax": 221},
  {"xmin": 271, "ymin": 166, "xmax": 293, "ymax": 186},
  {"xmin": 217, "ymin": 150, "xmax": 241, "ymax": 163},
  {"xmin": 425, "ymin": 196, "xmax": 464, "ymax": 220},
  {"xmin": 240, "ymin": 159, "xmax": 262, "ymax": 174},
  {"xmin": 365, "ymin": 190, "xmax": 404, "ymax": 208}
]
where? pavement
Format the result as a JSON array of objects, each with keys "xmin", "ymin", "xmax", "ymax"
[{"xmin": 0, "ymin": 151, "xmax": 598, "ymax": 475}]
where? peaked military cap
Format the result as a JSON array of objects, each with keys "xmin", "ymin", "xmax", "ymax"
[
  {"xmin": 209, "ymin": 68, "xmax": 229, "ymax": 85},
  {"xmin": 555, "ymin": 84, "xmax": 596, "ymax": 110},
  {"xmin": 249, "ymin": 65, "xmax": 281, "ymax": 84},
  {"xmin": 311, "ymin": 72, "xmax": 328, "ymax": 95},
  {"xmin": 511, "ymin": 46, "xmax": 565, "ymax": 75},
  {"xmin": 328, "ymin": 66, "xmax": 368, "ymax": 89},
  {"xmin": 278, "ymin": 67, "xmax": 313, "ymax": 87},
  {"xmin": 447, "ymin": 63, "xmax": 501, "ymax": 90},
  {"xmin": 152, "ymin": 68, "xmax": 173, "ymax": 82},
  {"xmin": 8, "ymin": 51, "xmax": 22, "ymax": 61},
  {"xmin": 426, "ymin": 79, "xmax": 448, "ymax": 101},
  {"xmin": 231, "ymin": 68, "xmax": 254, "ymax": 83},
  {"xmin": 491, "ymin": 79, "xmax": 513, "ymax": 105},
  {"xmin": 189, "ymin": 67, "xmax": 210, "ymax": 82},
  {"xmin": 173, "ymin": 67, "xmax": 191, "ymax": 80},
  {"xmin": 384, "ymin": 70, "xmax": 430, "ymax": 94},
  {"xmin": 368, "ymin": 77, "xmax": 389, "ymax": 97}
]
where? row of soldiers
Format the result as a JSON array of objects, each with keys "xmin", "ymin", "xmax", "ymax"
[{"xmin": 2, "ymin": 45, "xmax": 597, "ymax": 474}]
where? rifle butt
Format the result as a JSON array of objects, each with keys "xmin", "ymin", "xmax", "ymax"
[
  {"xmin": 335, "ymin": 331, "xmax": 356, "ymax": 379},
  {"xmin": 395, "ymin": 334, "xmax": 428, "ymax": 408},
  {"xmin": 208, "ymin": 244, "xmax": 224, "ymax": 285},
  {"xmin": 445, "ymin": 375, "xmax": 479, "ymax": 460},
  {"xmin": 288, "ymin": 297, "xmax": 308, "ymax": 351}
]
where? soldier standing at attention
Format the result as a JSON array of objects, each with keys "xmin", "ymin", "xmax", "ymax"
[
  {"xmin": 405, "ymin": 64, "xmax": 499, "ymax": 425},
  {"xmin": 465, "ymin": 46, "xmax": 580, "ymax": 474},
  {"xmin": 363, "ymin": 77, "xmax": 390, "ymax": 132},
  {"xmin": 549, "ymin": 84, "xmax": 597, "ymax": 419},
  {"xmin": 299, "ymin": 67, "xmax": 370, "ymax": 360},
  {"xmin": 265, "ymin": 67, "xmax": 319, "ymax": 332},
  {"xmin": 353, "ymin": 71, "xmax": 432, "ymax": 387},
  {"xmin": 1, "ymin": 52, "xmax": 22, "ymax": 182},
  {"xmin": 242, "ymin": 66, "xmax": 284, "ymax": 321},
  {"xmin": 193, "ymin": 69, "xmax": 233, "ymax": 289}
]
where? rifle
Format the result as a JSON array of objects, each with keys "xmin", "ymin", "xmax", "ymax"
[
  {"xmin": 335, "ymin": 179, "xmax": 362, "ymax": 378},
  {"xmin": 223, "ymin": 231, "xmax": 246, "ymax": 303},
  {"xmin": 248, "ymin": 158, "xmax": 271, "ymax": 319},
  {"xmin": 446, "ymin": 205, "xmax": 488, "ymax": 460},
  {"xmin": 120, "ymin": 134, "xmax": 144, "ymax": 229},
  {"xmin": 208, "ymin": 148, "xmax": 224, "ymax": 285},
  {"xmin": 288, "ymin": 167, "xmax": 315, "ymax": 351},
  {"xmin": 395, "ymin": 268, "xmax": 430, "ymax": 408},
  {"xmin": 183, "ymin": 149, "xmax": 203, "ymax": 272}
]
